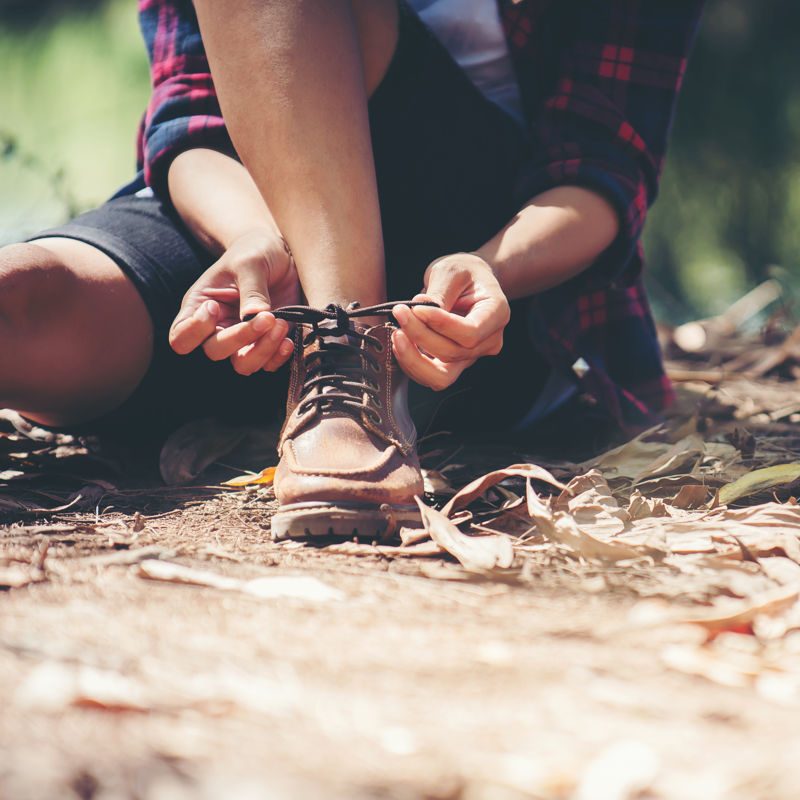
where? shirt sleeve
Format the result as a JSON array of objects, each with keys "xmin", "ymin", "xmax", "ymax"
[
  {"xmin": 137, "ymin": 0, "xmax": 237, "ymax": 199},
  {"xmin": 514, "ymin": 0, "xmax": 704, "ymax": 284}
]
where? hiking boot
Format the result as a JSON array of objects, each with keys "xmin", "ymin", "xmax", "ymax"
[{"xmin": 270, "ymin": 302, "xmax": 430, "ymax": 541}]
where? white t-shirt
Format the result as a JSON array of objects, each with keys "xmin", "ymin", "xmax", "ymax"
[{"xmin": 408, "ymin": 0, "xmax": 525, "ymax": 124}]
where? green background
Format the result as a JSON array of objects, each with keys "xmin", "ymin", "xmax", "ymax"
[{"xmin": 1, "ymin": 0, "xmax": 798, "ymax": 323}]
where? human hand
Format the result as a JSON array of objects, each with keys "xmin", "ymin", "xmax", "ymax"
[
  {"xmin": 169, "ymin": 229, "xmax": 300, "ymax": 374},
  {"xmin": 391, "ymin": 252, "xmax": 510, "ymax": 390}
]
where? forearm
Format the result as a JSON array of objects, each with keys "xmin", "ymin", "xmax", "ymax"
[
  {"xmin": 167, "ymin": 148, "xmax": 281, "ymax": 256},
  {"xmin": 474, "ymin": 186, "xmax": 620, "ymax": 300}
]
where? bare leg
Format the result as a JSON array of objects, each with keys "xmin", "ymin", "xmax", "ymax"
[
  {"xmin": 192, "ymin": 0, "xmax": 398, "ymax": 315},
  {"xmin": 0, "ymin": 239, "xmax": 153, "ymax": 426}
]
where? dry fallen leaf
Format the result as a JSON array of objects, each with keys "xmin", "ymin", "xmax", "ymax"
[
  {"xmin": 554, "ymin": 471, "xmax": 629, "ymax": 536},
  {"xmin": 526, "ymin": 481, "xmax": 647, "ymax": 564},
  {"xmin": 221, "ymin": 466, "xmax": 277, "ymax": 488},
  {"xmin": 679, "ymin": 584, "xmax": 800, "ymax": 633},
  {"xmin": 139, "ymin": 559, "xmax": 344, "ymax": 602},
  {"xmin": 580, "ymin": 427, "xmax": 667, "ymax": 477},
  {"xmin": 672, "ymin": 484, "xmax": 712, "ymax": 510},
  {"xmin": 415, "ymin": 498, "xmax": 514, "ymax": 573},
  {"xmin": 159, "ymin": 419, "xmax": 249, "ymax": 485},
  {"xmin": 441, "ymin": 463, "xmax": 568, "ymax": 517}
]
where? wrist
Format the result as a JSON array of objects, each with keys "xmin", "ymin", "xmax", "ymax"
[{"xmin": 167, "ymin": 148, "xmax": 283, "ymax": 256}]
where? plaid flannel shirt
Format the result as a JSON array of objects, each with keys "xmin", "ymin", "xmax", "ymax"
[{"xmin": 137, "ymin": 0, "xmax": 704, "ymax": 431}]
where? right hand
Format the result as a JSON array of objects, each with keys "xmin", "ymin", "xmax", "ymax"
[{"xmin": 168, "ymin": 229, "xmax": 300, "ymax": 375}]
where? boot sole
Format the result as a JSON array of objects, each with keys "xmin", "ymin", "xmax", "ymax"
[{"xmin": 271, "ymin": 501, "xmax": 422, "ymax": 542}]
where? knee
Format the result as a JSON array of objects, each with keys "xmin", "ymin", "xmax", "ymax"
[{"xmin": 0, "ymin": 242, "xmax": 78, "ymax": 329}]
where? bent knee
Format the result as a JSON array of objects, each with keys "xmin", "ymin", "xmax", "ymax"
[
  {"xmin": 0, "ymin": 242, "xmax": 81, "ymax": 328},
  {"xmin": 0, "ymin": 239, "xmax": 155, "ymax": 423}
]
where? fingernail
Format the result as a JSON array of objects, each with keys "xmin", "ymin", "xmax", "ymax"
[
  {"xmin": 251, "ymin": 312, "xmax": 270, "ymax": 333},
  {"xmin": 279, "ymin": 340, "xmax": 293, "ymax": 356},
  {"xmin": 393, "ymin": 306, "xmax": 409, "ymax": 324}
]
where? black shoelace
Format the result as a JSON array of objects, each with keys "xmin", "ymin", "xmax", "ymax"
[{"xmin": 270, "ymin": 301, "xmax": 435, "ymax": 423}]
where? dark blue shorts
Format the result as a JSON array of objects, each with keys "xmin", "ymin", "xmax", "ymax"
[{"xmin": 33, "ymin": 3, "xmax": 559, "ymax": 441}]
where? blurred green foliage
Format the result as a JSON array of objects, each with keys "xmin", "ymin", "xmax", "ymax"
[
  {"xmin": 1, "ymin": 0, "xmax": 798, "ymax": 321},
  {"xmin": 644, "ymin": 0, "xmax": 800, "ymax": 321},
  {"xmin": 0, "ymin": 0, "xmax": 149, "ymax": 241}
]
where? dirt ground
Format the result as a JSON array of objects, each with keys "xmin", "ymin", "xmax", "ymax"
[{"xmin": 4, "ymin": 308, "xmax": 800, "ymax": 800}]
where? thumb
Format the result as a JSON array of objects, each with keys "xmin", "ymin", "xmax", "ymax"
[
  {"xmin": 418, "ymin": 259, "xmax": 470, "ymax": 313},
  {"xmin": 236, "ymin": 263, "xmax": 273, "ymax": 320}
]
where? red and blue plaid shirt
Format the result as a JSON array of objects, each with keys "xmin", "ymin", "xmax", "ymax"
[{"xmin": 137, "ymin": 0, "xmax": 704, "ymax": 431}]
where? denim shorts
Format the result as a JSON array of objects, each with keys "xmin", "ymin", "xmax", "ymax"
[{"xmin": 32, "ymin": 3, "xmax": 560, "ymax": 441}]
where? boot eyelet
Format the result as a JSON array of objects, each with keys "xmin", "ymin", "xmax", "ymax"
[
  {"xmin": 372, "ymin": 340, "xmax": 384, "ymax": 353},
  {"xmin": 373, "ymin": 398, "xmax": 383, "ymax": 409}
]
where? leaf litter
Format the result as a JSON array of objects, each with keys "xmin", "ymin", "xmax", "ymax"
[{"xmin": 7, "ymin": 288, "xmax": 800, "ymax": 795}]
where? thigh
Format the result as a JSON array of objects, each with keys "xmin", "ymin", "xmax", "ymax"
[
  {"xmin": 369, "ymin": 2, "xmax": 532, "ymax": 300},
  {"xmin": 28, "ymin": 190, "xmax": 288, "ymax": 440}
]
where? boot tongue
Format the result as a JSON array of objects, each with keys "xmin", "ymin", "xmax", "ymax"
[
  {"xmin": 315, "ymin": 318, "xmax": 357, "ymax": 347},
  {"xmin": 303, "ymin": 320, "xmax": 369, "ymax": 408}
]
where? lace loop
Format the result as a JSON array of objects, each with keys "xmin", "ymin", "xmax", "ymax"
[
  {"xmin": 277, "ymin": 300, "xmax": 434, "ymax": 425},
  {"xmin": 270, "ymin": 299, "xmax": 437, "ymax": 329}
]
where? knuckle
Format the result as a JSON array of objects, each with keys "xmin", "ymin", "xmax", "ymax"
[
  {"xmin": 464, "ymin": 333, "xmax": 481, "ymax": 350},
  {"xmin": 460, "ymin": 331, "xmax": 481, "ymax": 350}
]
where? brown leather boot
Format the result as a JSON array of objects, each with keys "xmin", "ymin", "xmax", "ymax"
[{"xmin": 270, "ymin": 302, "xmax": 428, "ymax": 541}]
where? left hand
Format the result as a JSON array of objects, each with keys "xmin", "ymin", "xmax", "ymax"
[{"xmin": 391, "ymin": 252, "xmax": 511, "ymax": 390}]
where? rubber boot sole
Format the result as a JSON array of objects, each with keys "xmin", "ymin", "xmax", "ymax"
[{"xmin": 271, "ymin": 501, "xmax": 422, "ymax": 543}]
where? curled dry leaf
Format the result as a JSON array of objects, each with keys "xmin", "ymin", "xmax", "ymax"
[
  {"xmin": 581, "ymin": 429, "xmax": 670, "ymax": 480},
  {"xmin": 632, "ymin": 434, "xmax": 707, "ymax": 484},
  {"xmin": 583, "ymin": 430, "xmax": 739, "ymax": 486},
  {"xmin": 672, "ymin": 484, "xmax": 711, "ymax": 510},
  {"xmin": 555, "ymin": 471, "xmax": 629, "ymax": 536},
  {"xmin": 440, "ymin": 463, "xmax": 568, "ymax": 518},
  {"xmin": 718, "ymin": 463, "xmax": 800, "ymax": 506},
  {"xmin": 627, "ymin": 491, "xmax": 670, "ymax": 520},
  {"xmin": 415, "ymin": 498, "xmax": 514, "ymax": 573},
  {"xmin": 526, "ymin": 481, "xmax": 647, "ymax": 564}
]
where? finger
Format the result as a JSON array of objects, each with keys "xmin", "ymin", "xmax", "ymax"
[
  {"xmin": 412, "ymin": 302, "xmax": 507, "ymax": 352},
  {"xmin": 418, "ymin": 266, "xmax": 470, "ymax": 312},
  {"xmin": 169, "ymin": 299, "xmax": 219, "ymax": 355},
  {"xmin": 236, "ymin": 262, "xmax": 272, "ymax": 319},
  {"xmin": 201, "ymin": 287, "xmax": 240, "ymax": 302},
  {"xmin": 392, "ymin": 303, "xmax": 472, "ymax": 361},
  {"xmin": 202, "ymin": 311, "xmax": 275, "ymax": 361},
  {"xmin": 262, "ymin": 338, "xmax": 295, "ymax": 372},
  {"xmin": 391, "ymin": 329, "xmax": 471, "ymax": 391},
  {"xmin": 230, "ymin": 319, "xmax": 290, "ymax": 375}
]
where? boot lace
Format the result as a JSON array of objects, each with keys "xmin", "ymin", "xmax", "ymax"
[{"xmin": 271, "ymin": 301, "xmax": 435, "ymax": 425}]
